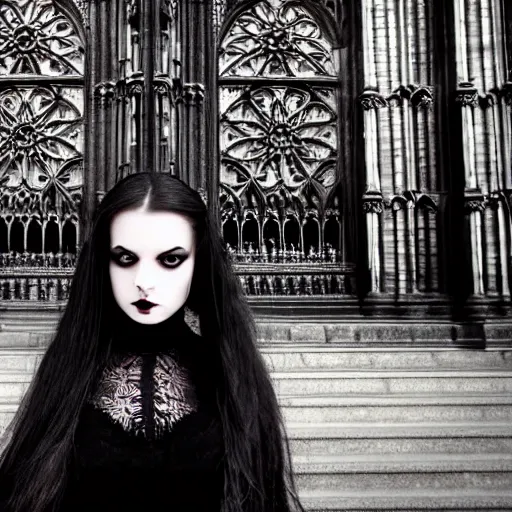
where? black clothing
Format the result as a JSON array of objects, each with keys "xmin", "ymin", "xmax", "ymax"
[{"xmin": 1, "ymin": 308, "xmax": 225, "ymax": 512}]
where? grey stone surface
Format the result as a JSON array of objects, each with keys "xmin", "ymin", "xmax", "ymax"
[
  {"xmin": 272, "ymin": 371, "xmax": 512, "ymax": 396},
  {"xmin": 1, "ymin": 331, "xmax": 511, "ymax": 511},
  {"xmin": 256, "ymin": 323, "xmax": 291, "ymax": 343},
  {"xmin": 261, "ymin": 349, "xmax": 512, "ymax": 372},
  {"xmin": 293, "ymin": 453, "xmax": 512, "ymax": 473},
  {"xmin": 286, "ymin": 423, "xmax": 512, "ymax": 440},
  {"xmin": 281, "ymin": 404, "xmax": 512, "ymax": 424},
  {"xmin": 289, "ymin": 436, "xmax": 512, "ymax": 457},
  {"xmin": 295, "ymin": 471, "xmax": 512, "ymax": 493},
  {"xmin": 0, "ymin": 372, "xmax": 32, "ymax": 400},
  {"xmin": 290, "ymin": 325, "xmax": 327, "ymax": 344},
  {"xmin": 298, "ymin": 490, "xmax": 512, "ymax": 511},
  {"xmin": 0, "ymin": 350, "xmax": 42, "ymax": 371}
]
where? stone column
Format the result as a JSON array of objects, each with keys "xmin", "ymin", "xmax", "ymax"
[
  {"xmin": 176, "ymin": 0, "xmax": 208, "ymax": 191},
  {"xmin": 453, "ymin": 0, "xmax": 511, "ymax": 299}
]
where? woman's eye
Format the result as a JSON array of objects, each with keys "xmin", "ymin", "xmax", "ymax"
[
  {"xmin": 160, "ymin": 254, "xmax": 185, "ymax": 268},
  {"xmin": 112, "ymin": 253, "xmax": 136, "ymax": 266},
  {"xmin": 119, "ymin": 254, "xmax": 134, "ymax": 264}
]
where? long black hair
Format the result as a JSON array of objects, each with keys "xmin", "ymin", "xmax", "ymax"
[{"xmin": 0, "ymin": 172, "xmax": 303, "ymax": 512}]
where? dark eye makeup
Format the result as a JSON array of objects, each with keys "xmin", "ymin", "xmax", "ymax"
[{"xmin": 110, "ymin": 246, "xmax": 188, "ymax": 269}]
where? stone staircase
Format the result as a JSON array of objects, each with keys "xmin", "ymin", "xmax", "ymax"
[
  {"xmin": 1, "ymin": 322, "xmax": 512, "ymax": 511},
  {"xmin": 260, "ymin": 342, "xmax": 512, "ymax": 511}
]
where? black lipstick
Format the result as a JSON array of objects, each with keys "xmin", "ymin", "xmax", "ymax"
[{"xmin": 132, "ymin": 299, "xmax": 157, "ymax": 314}]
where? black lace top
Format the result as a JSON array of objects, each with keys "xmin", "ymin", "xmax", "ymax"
[{"xmin": 59, "ymin": 310, "xmax": 225, "ymax": 512}]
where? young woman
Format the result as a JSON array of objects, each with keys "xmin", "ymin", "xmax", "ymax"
[{"xmin": 0, "ymin": 172, "xmax": 303, "ymax": 512}]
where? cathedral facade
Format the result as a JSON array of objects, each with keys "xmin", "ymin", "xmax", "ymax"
[
  {"xmin": 0, "ymin": 0, "xmax": 510, "ymax": 321},
  {"xmin": 1, "ymin": 1, "xmax": 512, "ymax": 509}
]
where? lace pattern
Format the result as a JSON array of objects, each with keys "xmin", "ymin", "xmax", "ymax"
[{"xmin": 90, "ymin": 353, "xmax": 197, "ymax": 438}]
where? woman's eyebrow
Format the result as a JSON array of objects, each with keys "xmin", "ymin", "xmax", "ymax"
[
  {"xmin": 110, "ymin": 245, "xmax": 188, "ymax": 255},
  {"xmin": 110, "ymin": 245, "xmax": 135, "ymax": 253},
  {"xmin": 158, "ymin": 247, "xmax": 188, "ymax": 256}
]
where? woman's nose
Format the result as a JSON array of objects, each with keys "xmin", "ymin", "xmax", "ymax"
[{"xmin": 133, "ymin": 262, "xmax": 157, "ymax": 293}]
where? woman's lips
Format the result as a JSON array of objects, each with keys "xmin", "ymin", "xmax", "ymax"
[{"xmin": 132, "ymin": 299, "xmax": 157, "ymax": 314}]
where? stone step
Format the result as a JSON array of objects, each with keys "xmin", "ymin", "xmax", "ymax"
[
  {"xmin": 3, "ymin": 348, "xmax": 511, "ymax": 373},
  {"xmin": 298, "ymin": 489, "xmax": 512, "ymax": 511},
  {"xmin": 294, "ymin": 452, "xmax": 512, "ymax": 473},
  {"xmin": 271, "ymin": 369, "xmax": 512, "ymax": 395},
  {"xmin": 286, "ymin": 423, "xmax": 512, "ymax": 455},
  {"xmin": 0, "ymin": 350, "xmax": 42, "ymax": 371},
  {"xmin": 0, "ymin": 403, "xmax": 15, "ymax": 432},
  {"xmin": 294, "ymin": 453, "xmax": 512, "ymax": 494},
  {"xmin": 1, "ymin": 316, "xmax": 511, "ymax": 348},
  {"xmin": 261, "ymin": 347, "xmax": 512, "ymax": 372},
  {"xmin": 0, "ymin": 371, "xmax": 32, "ymax": 401},
  {"xmin": 280, "ymin": 394, "xmax": 512, "ymax": 423}
]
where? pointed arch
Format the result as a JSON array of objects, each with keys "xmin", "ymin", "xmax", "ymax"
[
  {"xmin": 0, "ymin": 0, "xmax": 85, "ymax": 279},
  {"xmin": 218, "ymin": 0, "xmax": 342, "ymax": 265}
]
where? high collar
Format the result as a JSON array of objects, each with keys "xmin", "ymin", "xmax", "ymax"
[{"xmin": 109, "ymin": 305, "xmax": 191, "ymax": 354}]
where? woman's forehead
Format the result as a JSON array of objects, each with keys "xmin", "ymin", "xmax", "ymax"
[{"xmin": 110, "ymin": 208, "xmax": 195, "ymax": 251}]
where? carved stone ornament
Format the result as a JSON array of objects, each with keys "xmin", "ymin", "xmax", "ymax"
[
  {"xmin": 455, "ymin": 81, "xmax": 479, "ymax": 107},
  {"xmin": 464, "ymin": 190, "xmax": 486, "ymax": 213},
  {"xmin": 389, "ymin": 194, "xmax": 413, "ymax": 211},
  {"xmin": 388, "ymin": 191, "xmax": 438, "ymax": 212},
  {"xmin": 479, "ymin": 91, "xmax": 498, "ymax": 108},
  {"xmin": 362, "ymin": 190, "xmax": 384, "ymax": 214},
  {"xmin": 415, "ymin": 193, "xmax": 438, "ymax": 212},
  {"xmin": 359, "ymin": 88, "xmax": 388, "ymax": 110},
  {"xmin": 153, "ymin": 74, "xmax": 173, "ymax": 95},
  {"xmin": 0, "ymin": 87, "xmax": 84, "ymax": 217},
  {"xmin": 390, "ymin": 84, "xmax": 434, "ymax": 109},
  {"xmin": 181, "ymin": 83, "xmax": 205, "ymax": 106},
  {"xmin": 219, "ymin": 0, "xmax": 336, "ymax": 78},
  {"xmin": 220, "ymin": 85, "xmax": 337, "ymax": 215},
  {"xmin": 94, "ymin": 81, "xmax": 117, "ymax": 105},
  {"xmin": 0, "ymin": 0, "xmax": 84, "ymax": 76},
  {"xmin": 126, "ymin": 72, "xmax": 144, "ymax": 96}
]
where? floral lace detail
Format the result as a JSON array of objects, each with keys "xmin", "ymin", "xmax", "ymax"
[{"xmin": 90, "ymin": 353, "xmax": 197, "ymax": 438}]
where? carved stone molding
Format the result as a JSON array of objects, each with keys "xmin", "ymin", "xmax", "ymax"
[
  {"xmin": 479, "ymin": 91, "xmax": 499, "ymax": 108},
  {"xmin": 415, "ymin": 193, "xmax": 438, "ymax": 212},
  {"xmin": 386, "ymin": 191, "xmax": 438, "ymax": 212},
  {"xmin": 94, "ymin": 81, "xmax": 117, "ymax": 105},
  {"xmin": 125, "ymin": 72, "xmax": 144, "ymax": 96},
  {"xmin": 362, "ymin": 190, "xmax": 384, "ymax": 214},
  {"xmin": 177, "ymin": 83, "xmax": 205, "ymax": 106},
  {"xmin": 361, "ymin": 85, "xmax": 434, "ymax": 110},
  {"xmin": 390, "ymin": 84, "xmax": 434, "ymax": 109},
  {"xmin": 359, "ymin": 88, "xmax": 387, "ymax": 110},
  {"xmin": 464, "ymin": 190, "xmax": 486, "ymax": 213},
  {"xmin": 455, "ymin": 81, "xmax": 479, "ymax": 107},
  {"xmin": 153, "ymin": 74, "xmax": 173, "ymax": 95}
]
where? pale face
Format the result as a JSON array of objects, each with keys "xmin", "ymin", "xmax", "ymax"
[{"xmin": 109, "ymin": 208, "xmax": 196, "ymax": 325}]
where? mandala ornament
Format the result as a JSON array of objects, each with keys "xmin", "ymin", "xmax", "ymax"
[
  {"xmin": 219, "ymin": 0, "xmax": 335, "ymax": 78},
  {"xmin": 0, "ymin": 86, "xmax": 83, "ymax": 216},
  {"xmin": 220, "ymin": 85, "xmax": 337, "ymax": 213},
  {"xmin": 91, "ymin": 353, "xmax": 197, "ymax": 438},
  {"xmin": 0, "ymin": 0, "xmax": 84, "ymax": 76}
]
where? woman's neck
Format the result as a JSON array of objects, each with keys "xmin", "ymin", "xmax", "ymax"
[{"xmin": 109, "ymin": 306, "xmax": 189, "ymax": 354}]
